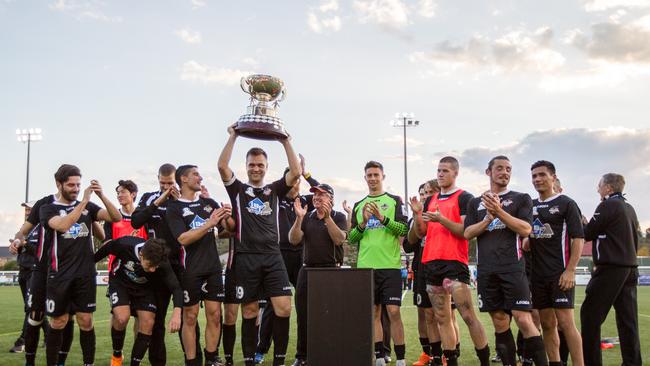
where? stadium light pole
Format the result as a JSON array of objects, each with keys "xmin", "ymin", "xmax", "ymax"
[
  {"xmin": 16, "ymin": 128, "xmax": 43, "ymax": 203},
  {"xmin": 390, "ymin": 113, "xmax": 419, "ymax": 216}
]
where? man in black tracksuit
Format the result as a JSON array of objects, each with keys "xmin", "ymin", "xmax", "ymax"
[{"xmin": 581, "ymin": 173, "xmax": 642, "ymax": 366}]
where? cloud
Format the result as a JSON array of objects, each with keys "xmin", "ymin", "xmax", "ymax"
[
  {"xmin": 417, "ymin": 0, "xmax": 436, "ymax": 18},
  {"xmin": 378, "ymin": 134, "xmax": 425, "ymax": 147},
  {"xmin": 49, "ymin": 0, "xmax": 122, "ymax": 23},
  {"xmin": 354, "ymin": 0, "xmax": 411, "ymax": 30},
  {"xmin": 564, "ymin": 16, "xmax": 650, "ymax": 63},
  {"xmin": 191, "ymin": 0, "xmax": 206, "ymax": 9},
  {"xmin": 0, "ymin": 210, "xmax": 24, "ymax": 250},
  {"xmin": 451, "ymin": 127, "xmax": 650, "ymax": 223},
  {"xmin": 308, "ymin": 0, "xmax": 342, "ymax": 33},
  {"xmin": 384, "ymin": 153, "xmax": 424, "ymax": 162},
  {"xmin": 175, "ymin": 28, "xmax": 202, "ymax": 44},
  {"xmin": 180, "ymin": 61, "xmax": 252, "ymax": 86},
  {"xmin": 582, "ymin": 0, "xmax": 650, "ymax": 11},
  {"xmin": 409, "ymin": 26, "xmax": 565, "ymax": 76}
]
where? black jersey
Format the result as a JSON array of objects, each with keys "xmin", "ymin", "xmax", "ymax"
[
  {"xmin": 40, "ymin": 200, "xmax": 101, "ymax": 278},
  {"xmin": 17, "ymin": 224, "xmax": 39, "ymax": 270},
  {"xmin": 402, "ymin": 218, "xmax": 425, "ymax": 272},
  {"xmin": 225, "ymin": 176, "xmax": 291, "ymax": 254},
  {"xmin": 301, "ymin": 210, "xmax": 347, "ymax": 266},
  {"xmin": 26, "ymin": 194, "xmax": 56, "ymax": 271},
  {"xmin": 94, "ymin": 236, "xmax": 184, "ymax": 308},
  {"xmin": 132, "ymin": 191, "xmax": 179, "ymax": 265},
  {"xmin": 584, "ymin": 193, "xmax": 639, "ymax": 267},
  {"xmin": 530, "ymin": 194, "xmax": 584, "ymax": 277},
  {"xmin": 167, "ymin": 197, "xmax": 223, "ymax": 275},
  {"xmin": 464, "ymin": 190, "xmax": 533, "ymax": 273},
  {"xmin": 278, "ymin": 195, "xmax": 313, "ymax": 251}
]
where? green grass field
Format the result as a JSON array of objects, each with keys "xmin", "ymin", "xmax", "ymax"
[{"xmin": 0, "ymin": 286, "xmax": 647, "ymax": 365}]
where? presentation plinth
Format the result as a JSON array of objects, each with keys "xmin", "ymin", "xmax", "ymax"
[{"xmin": 307, "ymin": 268, "xmax": 374, "ymax": 366}]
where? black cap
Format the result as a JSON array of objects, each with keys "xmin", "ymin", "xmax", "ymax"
[{"xmin": 309, "ymin": 184, "xmax": 334, "ymax": 195}]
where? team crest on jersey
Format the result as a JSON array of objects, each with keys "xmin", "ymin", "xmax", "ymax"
[
  {"xmin": 532, "ymin": 206, "xmax": 538, "ymax": 216},
  {"xmin": 502, "ymin": 199, "xmax": 513, "ymax": 207},
  {"xmin": 531, "ymin": 218, "xmax": 554, "ymax": 238},
  {"xmin": 204, "ymin": 205, "xmax": 213, "ymax": 213},
  {"xmin": 245, "ymin": 187, "xmax": 256, "ymax": 197},
  {"xmin": 124, "ymin": 260, "xmax": 136, "ymax": 271},
  {"xmin": 380, "ymin": 203, "xmax": 389, "ymax": 210},
  {"xmin": 63, "ymin": 223, "xmax": 90, "ymax": 239},
  {"xmin": 59, "ymin": 209, "xmax": 67, "ymax": 217},
  {"xmin": 487, "ymin": 218, "xmax": 506, "ymax": 232},
  {"xmin": 190, "ymin": 215, "xmax": 206, "ymax": 229},
  {"xmin": 366, "ymin": 216, "xmax": 384, "ymax": 230},
  {"xmin": 263, "ymin": 187, "xmax": 272, "ymax": 196},
  {"xmin": 549, "ymin": 206, "xmax": 560, "ymax": 215},
  {"xmin": 246, "ymin": 198, "xmax": 272, "ymax": 216},
  {"xmin": 182, "ymin": 207, "xmax": 193, "ymax": 217},
  {"xmin": 82, "ymin": 209, "xmax": 88, "ymax": 216}
]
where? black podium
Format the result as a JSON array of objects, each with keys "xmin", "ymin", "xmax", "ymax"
[{"xmin": 307, "ymin": 268, "xmax": 374, "ymax": 366}]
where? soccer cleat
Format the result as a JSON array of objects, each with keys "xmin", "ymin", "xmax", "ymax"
[
  {"xmin": 111, "ymin": 354, "xmax": 123, "ymax": 366},
  {"xmin": 254, "ymin": 352, "xmax": 265, "ymax": 364},
  {"xmin": 412, "ymin": 352, "xmax": 432, "ymax": 366},
  {"xmin": 396, "ymin": 360, "xmax": 406, "ymax": 366},
  {"xmin": 384, "ymin": 355, "xmax": 392, "ymax": 363},
  {"xmin": 291, "ymin": 359, "xmax": 307, "ymax": 366},
  {"xmin": 490, "ymin": 354, "xmax": 501, "ymax": 363},
  {"xmin": 9, "ymin": 344, "xmax": 24, "ymax": 353},
  {"xmin": 375, "ymin": 357, "xmax": 387, "ymax": 366}
]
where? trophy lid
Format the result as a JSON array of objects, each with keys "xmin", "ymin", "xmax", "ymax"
[{"xmin": 241, "ymin": 74, "xmax": 285, "ymax": 102}]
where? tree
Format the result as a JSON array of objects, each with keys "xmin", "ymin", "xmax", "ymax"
[{"xmin": 3, "ymin": 260, "xmax": 18, "ymax": 271}]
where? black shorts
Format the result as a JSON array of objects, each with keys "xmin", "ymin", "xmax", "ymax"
[
  {"xmin": 224, "ymin": 267, "xmax": 241, "ymax": 305},
  {"xmin": 26, "ymin": 269, "xmax": 48, "ymax": 313},
  {"xmin": 108, "ymin": 280, "xmax": 157, "ymax": 313},
  {"xmin": 423, "ymin": 260, "xmax": 470, "ymax": 287},
  {"xmin": 531, "ymin": 275, "xmax": 575, "ymax": 309},
  {"xmin": 413, "ymin": 270, "xmax": 432, "ymax": 308},
  {"xmin": 233, "ymin": 253, "xmax": 292, "ymax": 304},
  {"xmin": 180, "ymin": 271, "xmax": 225, "ymax": 306},
  {"xmin": 477, "ymin": 270, "xmax": 532, "ymax": 312},
  {"xmin": 374, "ymin": 269, "xmax": 402, "ymax": 306},
  {"xmin": 46, "ymin": 275, "xmax": 97, "ymax": 317}
]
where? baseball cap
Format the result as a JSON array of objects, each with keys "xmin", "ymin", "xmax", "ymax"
[
  {"xmin": 21, "ymin": 201, "xmax": 37, "ymax": 208},
  {"xmin": 309, "ymin": 184, "xmax": 334, "ymax": 195}
]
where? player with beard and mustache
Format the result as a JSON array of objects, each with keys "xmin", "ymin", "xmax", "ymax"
[
  {"xmin": 40, "ymin": 164, "xmax": 122, "ymax": 366},
  {"xmin": 464, "ymin": 156, "xmax": 548, "ymax": 366}
]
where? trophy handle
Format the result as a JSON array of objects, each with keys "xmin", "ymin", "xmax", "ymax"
[
  {"xmin": 240, "ymin": 76, "xmax": 251, "ymax": 94},
  {"xmin": 276, "ymin": 88, "xmax": 287, "ymax": 103}
]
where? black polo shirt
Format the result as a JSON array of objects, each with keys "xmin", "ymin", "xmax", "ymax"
[{"xmin": 301, "ymin": 209, "xmax": 347, "ymax": 266}]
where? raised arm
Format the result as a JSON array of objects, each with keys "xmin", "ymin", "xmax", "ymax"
[
  {"xmin": 218, "ymin": 124, "xmax": 238, "ymax": 182},
  {"xmin": 47, "ymin": 187, "xmax": 92, "ymax": 233},
  {"xmin": 91, "ymin": 180, "xmax": 122, "ymax": 223},
  {"xmin": 94, "ymin": 239, "xmax": 115, "ymax": 262},
  {"xmin": 288, "ymin": 198, "xmax": 306, "ymax": 245},
  {"xmin": 280, "ymin": 136, "xmax": 302, "ymax": 187},
  {"xmin": 483, "ymin": 193, "xmax": 532, "ymax": 238},
  {"xmin": 322, "ymin": 201, "xmax": 346, "ymax": 245},
  {"xmin": 176, "ymin": 207, "xmax": 230, "ymax": 246}
]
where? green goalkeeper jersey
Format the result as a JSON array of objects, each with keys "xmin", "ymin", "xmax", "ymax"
[{"xmin": 349, "ymin": 192, "xmax": 408, "ymax": 269}]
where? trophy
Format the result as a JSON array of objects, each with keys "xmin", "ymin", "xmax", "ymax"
[{"xmin": 235, "ymin": 74, "xmax": 289, "ymax": 140}]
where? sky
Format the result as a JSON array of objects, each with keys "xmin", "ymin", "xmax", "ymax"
[{"xmin": 1, "ymin": 0, "xmax": 650, "ymax": 244}]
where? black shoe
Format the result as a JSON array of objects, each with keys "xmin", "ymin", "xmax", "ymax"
[
  {"xmin": 9, "ymin": 338, "xmax": 25, "ymax": 353},
  {"xmin": 291, "ymin": 359, "xmax": 307, "ymax": 366}
]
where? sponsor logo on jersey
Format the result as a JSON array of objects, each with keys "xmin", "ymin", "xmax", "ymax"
[
  {"xmin": 190, "ymin": 215, "xmax": 207, "ymax": 229},
  {"xmin": 531, "ymin": 218, "xmax": 554, "ymax": 238},
  {"xmin": 182, "ymin": 207, "xmax": 193, "ymax": 217},
  {"xmin": 366, "ymin": 216, "xmax": 384, "ymax": 229},
  {"xmin": 246, "ymin": 198, "xmax": 272, "ymax": 216},
  {"xmin": 487, "ymin": 218, "xmax": 506, "ymax": 231},
  {"xmin": 549, "ymin": 206, "xmax": 560, "ymax": 214},
  {"xmin": 63, "ymin": 223, "xmax": 90, "ymax": 239}
]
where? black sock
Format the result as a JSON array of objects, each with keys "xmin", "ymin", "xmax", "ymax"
[
  {"xmin": 374, "ymin": 341, "xmax": 385, "ymax": 359},
  {"xmin": 558, "ymin": 330, "xmax": 569, "ymax": 365},
  {"xmin": 456, "ymin": 342, "xmax": 461, "ymax": 357},
  {"xmin": 495, "ymin": 329, "xmax": 517, "ymax": 366},
  {"xmin": 223, "ymin": 323, "xmax": 236, "ymax": 363},
  {"xmin": 130, "ymin": 333, "xmax": 151, "ymax": 366},
  {"xmin": 79, "ymin": 328, "xmax": 96, "ymax": 365},
  {"xmin": 46, "ymin": 327, "xmax": 63, "ymax": 366},
  {"xmin": 195, "ymin": 322, "xmax": 203, "ymax": 364},
  {"xmin": 272, "ymin": 315, "xmax": 289, "ymax": 366},
  {"xmin": 58, "ymin": 320, "xmax": 74, "ymax": 364},
  {"xmin": 549, "ymin": 362, "xmax": 563, "ymax": 366},
  {"xmin": 111, "ymin": 327, "xmax": 126, "ymax": 357},
  {"xmin": 444, "ymin": 349, "xmax": 458, "ymax": 366},
  {"xmin": 523, "ymin": 336, "xmax": 548, "ymax": 366},
  {"xmin": 185, "ymin": 358, "xmax": 199, "ymax": 366},
  {"xmin": 241, "ymin": 318, "xmax": 257, "ymax": 366},
  {"xmin": 24, "ymin": 315, "xmax": 43, "ymax": 365},
  {"xmin": 431, "ymin": 341, "xmax": 443, "ymax": 365},
  {"xmin": 516, "ymin": 330, "xmax": 525, "ymax": 359},
  {"xmin": 419, "ymin": 337, "xmax": 431, "ymax": 355},
  {"xmin": 204, "ymin": 348, "xmax": 218, "ymax": 363},
  {"xmin": 394, "ymin": 344, "xmax": 405, "ymax": 360},
  {"xmin": 476, "ymin": 345, "xmax": 491, "ymax": 366}
]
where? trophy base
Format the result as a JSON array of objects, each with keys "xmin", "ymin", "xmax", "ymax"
[{"xmin": 235, "ymin": 114, "xmax": 288, "ymax": 141}]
